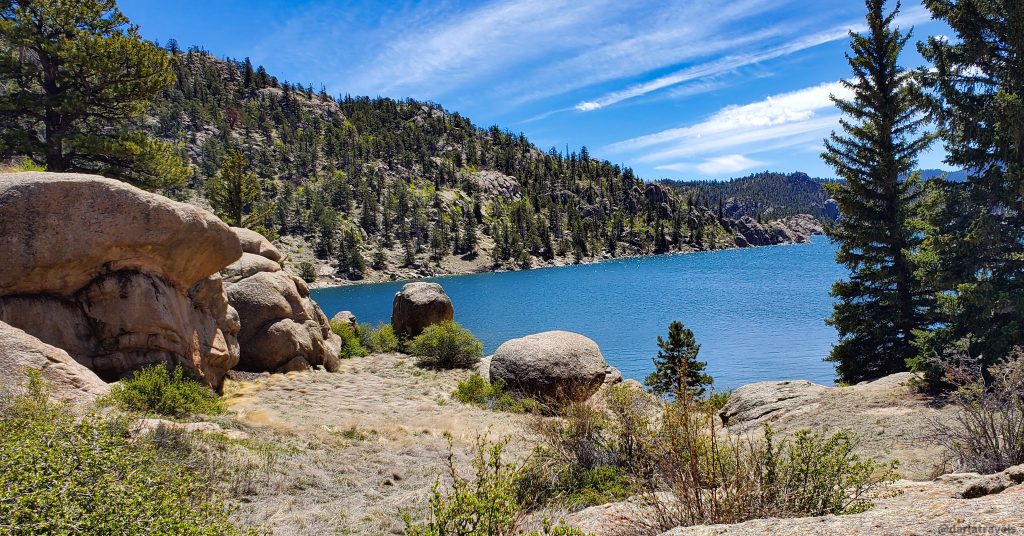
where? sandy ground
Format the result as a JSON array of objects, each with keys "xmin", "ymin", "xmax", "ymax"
[
  {"xmin": 207, "ymin": 355, "xmax": 963, "ymax": 535},
  {"xmin": 219, "ymin": 353, "xmax": 536, "ymax": 535}
]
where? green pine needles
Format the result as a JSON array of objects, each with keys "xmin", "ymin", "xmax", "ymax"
[
  {"xmin": 645, "ymin": 320, "xmax": 712, "ymax": 398},
  {"xmin": 822, "ymin": 0, "xmax": 935, "ymax": 383},
  {"xmin": 0, "ymin": 0, "xmax": 189, "ymax": 190}
]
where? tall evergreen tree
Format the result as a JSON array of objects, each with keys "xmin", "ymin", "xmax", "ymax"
[
  {"xmin": 206, "ymin": 150, "xmax": 270, "ymax": 229},
  {"xmin": 0, "ymin": 0, "xmax": 188, "ymax": 189},
  {"xmin": 822, "ymin": 0, "xmax": 934, "ymax": 383},
  {"xmin": 913, "ymin": 0, "xmax": 1024, "ymax": 376},
  {"xmin": 645, "ymin": 321, "xmax": 712, "ymax": 399}
]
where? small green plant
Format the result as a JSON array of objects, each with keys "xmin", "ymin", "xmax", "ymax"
[
  {"xmin": 402, "ymin": 434, "xmax": 589, "ymax": 536},
  {"xmin": 102, "ymin": 365, "xmax": 224, "ymax": 417},
  {"xmin": 645, "ymin": 320, "xmax": 712, "ymax": 398},
  {"xmin": 453, "ymin": 373, "xmax": 544, "ymax": 414},
  {"xmin": 704, "ymin": 389, "xmax": 732, "ymax": 412},
  {"xmin": 297, "ymin": 261, "xmax": 317, "ymax": 283},
  {"xmin": 0, "ymin": 372, "xmax": 253, "ymax": 534},
  {"xmin": 359, "ymin": 322, "xmax": 400, "ymax": 353},
  {"xmin": 331, "ymin": 320, "xmax": 368, "ymax": 358},
  {"xmin": 409, "ymin": 321, "xmax": 483, "ymax": 369}
]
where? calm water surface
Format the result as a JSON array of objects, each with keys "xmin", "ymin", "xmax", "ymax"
[{"xmin": 312, "ymin": 236, "xmax": 844, "ymax": 389}]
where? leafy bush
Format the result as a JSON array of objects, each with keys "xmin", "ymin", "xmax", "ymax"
[
  {"xmin": 453, "ymin": 373, "xmax": 544, "ymax": 414},
  {"xmin": 0, "ymin": 373, "xmax": 253, "ymax": 534},
  {"xmin": 331, "ymin": 320, "xmax": 368, "ymax": 358},
  {"xmin": 359, "ymin": 322, "xmax": 400, "ymax": 353},
  {"xmin": 932, "ymin": 348, "xmax": 1024, "ymax": 474},
  {"xmin": 103, "ymin": 365, "xmax": 224, "ymax": 417},
  {"xmin": 408, "ymin": 321, "xmax": 483, "ymax": 369},
  {"xmin": 402, "ymin": 434, "xmax": 589, "ymax": 536}
]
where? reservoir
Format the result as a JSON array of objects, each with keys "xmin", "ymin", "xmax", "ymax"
[{"xmin": 312, "ymin": 236, "xmax": 843, "ymax": 389}]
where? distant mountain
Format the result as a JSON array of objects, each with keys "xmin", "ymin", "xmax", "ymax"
[
  {"xmin": 658, "ymin": 172, "xmax": 839, "ymax": 221},
  {"xmin": 659, "ymin": 168, "xmax": 971, "ymax": 223},
  {"xmin": 918, "ymin": 169, "xmax": 969, "ymax": 182}
]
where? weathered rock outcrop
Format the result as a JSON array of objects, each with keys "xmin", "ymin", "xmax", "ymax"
[
  {"xmin": 719, "ymin": 372, "xmax": 946, "ymax": 480},
  {"xmin": 718, "ymin": 379, "xmax": 830, "ymax": 426},
  {"xmin": 0, "ymin": 172, "xmax": 242, "ymax": 390},
  {"xmin": 0, "ymin": 321, "xmax": 109, "ymax": 404},
  {"xmin": 223, "ymin": 228, "xmax": 341, "ymax": 373},
  {"xmin": 731, "ymin": 214, "xmax": 823, "ymax": 248},
  {"xmin": 489, "ymin": 330, "xmax": 607, "ymax": 403},
  {"xmin": 391, "ymin": 282, "xmax": 454, "ymax": 339}
]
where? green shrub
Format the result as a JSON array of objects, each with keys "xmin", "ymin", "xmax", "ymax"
[
  {"xmin": 103, "ymin": 365, "xmax": 224, "ymax": 417},
  {"xmin": 402, "ymin": 434, "xmax": 589, "ymax": 536},
  {"xmin": 331, "ymin": 320, "xmax": 368, "ymax": 358},
  {"xmin": 408, "ymin": 321, "xmax": 483, "ymax": 369},
  {"xmin": 0, "ymin": 373, "xmax": 254, "ymax": 534},
  {"xmin": 297, "ymin": 261, "xmax": 317, "ymax": 283},
  {"xmin": 453, "ymin": 373, "xmax": 544, "ymax": 414},
  {"xmin": 359, "ymin": 322, "xmax": 400, "ymax": 353},
  {"xmin": 530, "ymin": 383, "xmax": 896, "ymax": 529}
]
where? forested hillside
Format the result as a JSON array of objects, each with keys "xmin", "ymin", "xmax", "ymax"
[
  {"xmin": 147, "ymin": 47, "xmax": 801, "ymax": 282},
  {"xmin": 660, "ymin": 172, "xmax": 839, "ymax": 221}
]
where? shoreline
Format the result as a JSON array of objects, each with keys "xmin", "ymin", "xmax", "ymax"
[{"xmin": 308, "ymin": 233, "xmax": 827, "ymax": 290}]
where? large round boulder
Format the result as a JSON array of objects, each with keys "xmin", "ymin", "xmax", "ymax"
[
  {"xmin": 222, "ymin": 228, "xmax": 342, "ymax": 374},
  {"xmin": 0, "ymin": 173, "xmax": 242, "ymax": 390},
  {"xmin": 391, "ymin": 282, "xmax": 454, "ymax": 339},
  {"xmin": 489, "ymin": 331, "xmax": 608, "ymax": 403}
]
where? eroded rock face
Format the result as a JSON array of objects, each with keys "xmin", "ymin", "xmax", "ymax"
[
  {"xmin": 0, "ymin": 173, "xmax": 242, "ymax": 390},
  {"xmin": 489, "ymin": 330, "xmax": 607, "ymax": 403},
  {"xmin": 223, "ymin": 228, "xmax": 341, "ymax": 374},
  {"xmin": 391, "ymin": 282, "xmax": 454, "ymax": 339},
  {"xmin": 0, "ymin": 321, "xmax": 109, "ymax": 404}
]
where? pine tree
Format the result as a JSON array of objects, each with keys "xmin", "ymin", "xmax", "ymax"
[
  {"xmin": 913, "ymin": 0, "xmax": 1024, "ymax": 377},
  {"xmin": 206, "ymin": 150, "xmax": 271, "ymax": 228},
  {"xmin": 821, "ymin": 0, "xmax": 934, "ymax": 384},
  {"xmin": 645, "ymin": 321, "xmax": 712, "ymax": 399},
  {"xmin": 0, "ymin": 0, "xmax": 188, "ymax": 189}
]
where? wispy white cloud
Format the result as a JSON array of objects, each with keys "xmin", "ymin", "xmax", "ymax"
[
  {"xmin": 657, "ymin": 154, "xmax": 767, "ymax": 175},
  {"xmin": 608, "ymin": 81, "xmax": 853, "ymax": 177},
  {"xmin": 572, "ymin": 3, "xmax": 932, "ymax": 112}
]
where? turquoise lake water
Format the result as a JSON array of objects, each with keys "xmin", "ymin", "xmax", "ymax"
[{"xmin": 311, "ymin": 236, "xmax": 844, "ymax": 389}]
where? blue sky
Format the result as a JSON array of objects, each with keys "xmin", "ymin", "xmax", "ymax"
[{"xmin": 120, "ymin": 0, "xmax": 953, "ymax": 181}]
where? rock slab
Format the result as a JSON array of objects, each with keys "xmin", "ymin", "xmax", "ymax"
[{"xmin": 0, "ymin": 321, "xmax": 109, "ymax": 404}]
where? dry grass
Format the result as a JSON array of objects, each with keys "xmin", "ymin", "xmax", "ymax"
[{"xmin": 219, "ymin": 353, "xmax": 538, "ymax": 535}]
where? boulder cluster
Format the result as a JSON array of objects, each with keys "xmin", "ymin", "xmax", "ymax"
[
  {"xmin": 224, "ymin": 228, "xmax": 341, "ymax": 373},
  {"xmin": 0, "ymin": 172, "xmax": 337, "ymax": 400}
]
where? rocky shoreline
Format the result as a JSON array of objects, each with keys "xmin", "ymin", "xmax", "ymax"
[{"xmin": 302, "ymin": 214, "xmax": 825, "ymax": 289}]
